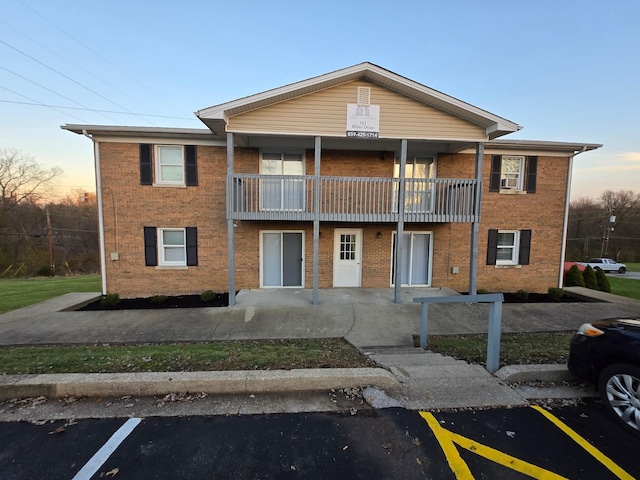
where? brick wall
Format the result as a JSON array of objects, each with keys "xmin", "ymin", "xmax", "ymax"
[{"xmin": 99, "ymin": 144, "xmax": 568, "ymax": 297}]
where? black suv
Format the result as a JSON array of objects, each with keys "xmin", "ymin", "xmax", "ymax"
[{"xmin": 568, "ymin": 318, "xmax": 640, "ymax": 437}]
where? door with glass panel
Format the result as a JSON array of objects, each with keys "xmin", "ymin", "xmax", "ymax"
[
  {"xmin": 333, "ymin": 229, "xmax": 362, "ymax": 287},
  {"xmin": 394, "ymin": 157, "xmax": 435, "ymax": 213},
  {"xmin": 261, "ymin": 232, "xmax": 304, "ymax": 287},
  {"xmin": 261, "ymin": 152, "xmax": 305, "ymax": 211},
  {"xmin": 391, "ymin": 232, "xmax": 432, "ymax": 286}
]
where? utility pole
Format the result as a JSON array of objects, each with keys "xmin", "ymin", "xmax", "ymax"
[
  {"xmin": 601, "ymin": 212, "xmax": 616, "ymax": 258},
  {"xmin": 46, "ymin": 208, "xmax": 55, "ymax": 276}
]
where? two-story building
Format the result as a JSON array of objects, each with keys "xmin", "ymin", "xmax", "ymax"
[{"xmin": 63, "ymin": 63, "xmax": 600, "ymax": 305}]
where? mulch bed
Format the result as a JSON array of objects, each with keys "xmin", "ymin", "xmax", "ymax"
[
  {"xmin": 78, "ymin": 293, "xmax": 229, "ymax": 311},
  {"xmin": 462, "ymin": 292, "xmax": 602, "ymax": 303}
]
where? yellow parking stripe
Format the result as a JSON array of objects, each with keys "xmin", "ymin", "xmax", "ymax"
[
  {"xmin": 531, "ymin": 406, "xmax": 634, "ymax": 480},
  {"xmin": 420, "ymin": 412, "xmax": 474, "ymax": 479},
  {"xmin": 420, "ymin": 411, "xmax": 567, "ymax": 479}
]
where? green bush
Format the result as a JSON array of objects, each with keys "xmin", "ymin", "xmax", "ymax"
[
  {"xmin": 595, "ymin": 268, "xmax": 611, "ymax": 293},
  {"xmin": 514, "ymin": 289, "xmax": 529, "ymax": 301},
  {"xmin": 36, "ymin": 266, "xmax": 53, "ymax": 277},
  {"xmin": 149, "ymin": 295, "xmax": 168, "ymax": 304},
  {"xmin": 547, "ymin": 287, "xmax": 564, "ymax": 301},
  {"xmin": 100, "ymin": 293, "xmax": 120, "ymax": 307},
  {"xmin": 477, "ymin": 289, "xmax": 490, "ymax": 295},
  {"xmin": 565, "ymin": 265, "xmax": 586, "ymax": 287},
  {"xmin": 583, "ymin": 265, "xmax": 598, "ymax": 290},
  {"xmin": 201, "ymin": 290, "xmax": 217, "ymax": 302}
]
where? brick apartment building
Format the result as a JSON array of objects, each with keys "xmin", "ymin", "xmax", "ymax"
[{"xmin": 63, "ymin": 63, "xmax": 600, "ymax": 304}]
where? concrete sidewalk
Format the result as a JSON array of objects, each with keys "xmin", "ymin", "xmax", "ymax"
[{"xmin": 1, "ymin": 286, "xmax": 638, "ymax": 413}]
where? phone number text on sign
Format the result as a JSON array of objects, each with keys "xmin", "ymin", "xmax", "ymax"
[{"xmin": 346, "ymin": 131, "xmax": 379, "ymax": 138}]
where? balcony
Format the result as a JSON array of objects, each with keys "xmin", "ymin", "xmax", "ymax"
[{"xmin": 228, "ymin": 174, "xmax": 478, "ymax": 223}]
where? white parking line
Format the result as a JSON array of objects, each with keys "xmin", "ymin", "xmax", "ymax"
[{"xmin": 72, "ymin": 418, "xmax": 142, "ymax": 480}]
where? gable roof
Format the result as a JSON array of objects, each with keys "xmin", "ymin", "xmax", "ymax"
[{"xmin": 196, "ymin": 62, "xmax": 522, "ymax": 139}]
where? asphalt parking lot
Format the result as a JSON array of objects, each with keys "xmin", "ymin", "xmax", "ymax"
[{"xmin": 1, "ymin": 402, "xmax": 637, "ymax": 479}]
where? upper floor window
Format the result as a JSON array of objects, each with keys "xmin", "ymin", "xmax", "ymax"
[
  {"xmin": 260, "ymin": 152, "xmax": 305, "ymax": 211},
  {"xmin": 394, "ymin": 156, "xmax": 436, "ymax": 213},
  {"xmin": 500, "ymin": 156, "xmax": 524, "ymax": 190},
  {"xmin": 140, "ymin": 144, "xmax": 197, "ymax": 187},
  {"xmin": 156, "ymin": 145, "xmax": 185, "ymax": 185},
  {"xmin": 489, "ymin": 155, "xmax": 537, "ymax": 193}
]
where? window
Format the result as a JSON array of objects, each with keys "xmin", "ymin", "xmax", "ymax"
[
  {"xmin": 496, "ymin": 230, "xmax": 519, "ymax": 265},
  {"xmin": 156, "ymin": 145, "xmax": 184, "ymax": 184},
  {"xmin": 393, "ymin": 156, "xmax": 436, "ymax": 213},
  {"xmin": 159, "ymin": 228, "xmax": 186, "ymax": 266},
  {"xmin": 140, "ymin": 144, "xmax": 197, "ymax": 186},
  {"xmin": 339, "ymin": 234, "xmax": 357, "ymax": 260},
  {"xmin": 489, "ymin": 155, "xmax": 537, "ymax": 193},
  {"xmin": 144, "ymin": 226, "xmax": 198, "ymax": 267},
  {"xmin": 500, "ymin": 156, "xmax": 524, "ymax": 190},
  {"xmin": 486, "ymin": 229, "xmax": 531, "ymax": 266},
  {"xmin": 260, "ymin": 152, "xmax": 305, "ymax": 210}
]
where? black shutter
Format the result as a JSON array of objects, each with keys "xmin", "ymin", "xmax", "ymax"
[
  {"xmin": 519, "ymin": 229, "xmax": 532, "ymax": 265},
  {"xmin": 140, "ymin": 144, "xmax": 152, "ymax": 185},
  {"xmin": 525, "ymin": 156, "xmax": 537, "ymax": 193},
  {"xmin": 144, "ymin": 227, "xmax": 157, "ymax": 266},
  {"xmin": 185, "ymin": 145, "xmax": 198, "ymax": 186},
  {"xmin": 186, "ymin": 227, "xmax": 198, "ymax": 266},
  {"xmin": 486, "ymin": 229, "xmax": 498, "ymax": 265},
  {"xmin": 489, "ymin": 155, "xmax": 502, "ymax": 192}
]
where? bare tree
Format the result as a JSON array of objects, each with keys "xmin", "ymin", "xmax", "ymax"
[{"xmin": 0, "ymin": 149, "xmax": 63, "ymax": 210}]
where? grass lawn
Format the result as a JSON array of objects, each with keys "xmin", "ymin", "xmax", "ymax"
[
  {"xmin": 608, "ymin": 276, "xmax": 640, "ymax": 301},
  {"xmin": 624, "ymin": 262, "xmax": 640, "ymax": 272},
  {"xmin": 0, "ymin": 275, "xmax": 101, "ymax": 314},
  {"xmin": 425, "ymin": 332, "xmax": 574, "ymax": 367},
  {"xmin": 0, "ymin": 339, "xmax": 372, "ymax": 375}
]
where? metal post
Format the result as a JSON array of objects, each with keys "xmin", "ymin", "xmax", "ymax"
[
  {"xmin": 394, "ymin": 139, "xmax": 408, "ymax": 304},
  {"xmin": 313, "ymin": 136, "xmax": 321, "ymax": 305},
  {"xmin": 420, "ymin": 302, "xmax": 429, "ymax": 349},
  {"xmin": 469, "ymin": 142, "xmax": 484, "ymax": 295},
  {"xmin": 226, "ymin": 132, "xmax": 236, "ymax": 306},
  {"xmin": 486, "ymin": 300, "xmax": 502, "ymax": 373}
]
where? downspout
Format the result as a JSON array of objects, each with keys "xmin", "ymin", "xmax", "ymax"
[
  {"xmin": 83, "ymin": 130, "xmax": 107, "ymax": 295},
  {"xmin": 559, "ymin": 146, "xmax": 586, "ymax": 288}
]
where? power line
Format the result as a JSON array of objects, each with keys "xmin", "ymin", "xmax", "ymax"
[
  {"xmin": 16, "ymin": 0, "xmax": 183, "ymax": 112},
  {"xmin": 0, "ymin": 85, "xmax": 89, "ymax": 123},
  {"xmin": 0, "ymin": 38, "xmax": 153, "ymax": 125},
  {"xmin": 0, "ymin": 99, "xmax": 197, "ymax": 120},
  {"xmin": 0, "ymin": 17, "xmax": 169, "ymax": 119},
  {"xmin": 0, "ymin": 65, "xmax": 122, "ymax": 124}
]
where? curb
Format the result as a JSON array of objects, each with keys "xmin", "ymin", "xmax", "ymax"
[
  {"xmin": 494, "ymin": 364, "xmax": 579, "ymax": 383},
  {"xmin": 0, "ymin": 368, "xmax": 399, "ymax": 400}
]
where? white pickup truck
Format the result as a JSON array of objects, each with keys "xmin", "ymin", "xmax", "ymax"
[{"xmin": 579, "ymin": 258, "xmax": 627, "ymax": 274}]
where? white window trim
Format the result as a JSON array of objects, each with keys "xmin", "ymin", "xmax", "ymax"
[
  {"xmin": 496, "ymin": 230, "xmax": 520, "ymax": 266},
  {"xmin": 500, "ymin": 155, "xmax": 525, "ymax": 191},
  {"xmin": 154, "ymin": 145, "xmax": 185, "ymax": 186},
  {"xmin": 389, "ymin": 231, "xmax": 434, "ymax": 287},
  {"xmin": 158, "ymin": 227, "xmax": 187, "ymax": 267},
  {"xmin": 259, "ymin": 230, "xmax": 305, "ymax": 288}
]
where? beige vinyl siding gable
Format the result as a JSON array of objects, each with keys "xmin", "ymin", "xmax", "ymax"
[{"xmin": 227, "ymin": 81, "xmax": 487, "ymax": 141}]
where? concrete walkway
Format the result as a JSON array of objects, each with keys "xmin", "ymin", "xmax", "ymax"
[{"xmin": 1, "ymin": 286, "xmax": 638, "ymax": 411}]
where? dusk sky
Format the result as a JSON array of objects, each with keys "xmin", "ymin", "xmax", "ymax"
[{"xmin": 2, "ymin": 0, "xmax": 639, "ymax": 200}]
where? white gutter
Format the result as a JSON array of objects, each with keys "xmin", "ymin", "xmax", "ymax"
[
  {"xmin": 83, "ymin": 130, "xmax": 107, "ymax": 295},
  {"xmin": 559, "ymin": 146, "xmax": 587, "ymax": 288}
]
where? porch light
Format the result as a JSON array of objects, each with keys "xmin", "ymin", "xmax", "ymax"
[{"xmin": 376, "ymin": 232, "xmax": 382, "ymax": 239}]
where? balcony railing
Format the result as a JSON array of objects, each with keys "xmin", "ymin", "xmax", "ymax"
[{"xmin": 228, "ymin": 174, "xmax": 478, "ymax": 223}]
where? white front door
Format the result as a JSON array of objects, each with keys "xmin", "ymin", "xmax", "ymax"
[{"xmin": 333, "ymin": 229, "xmax": 363, "ymax": 287}]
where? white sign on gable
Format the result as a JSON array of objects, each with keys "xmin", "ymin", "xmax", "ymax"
[{"xmin": 346, "ymin": 104, "xmax": 380, "ymax": 138}]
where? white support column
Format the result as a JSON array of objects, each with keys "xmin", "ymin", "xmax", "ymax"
[
  {"xmin": 394, "ymin": 139, "xmax": 408, "ymax": 304},
  {"xmin": 469, "ymin": 142, "xmax": 484, "ymax": 295},
  {"xmin": 313, "ymin": 136, "xmax": 321, "ymax": 305},
  {"xmin": 227, "ymin": 132, "xmax": 236, "ymax": 306}
]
